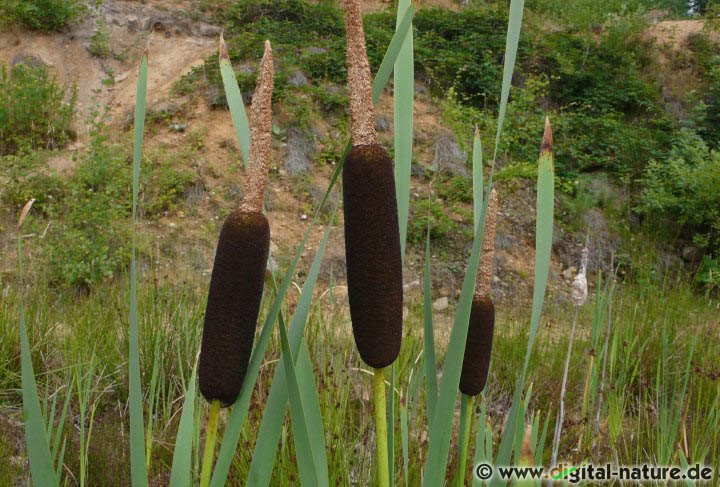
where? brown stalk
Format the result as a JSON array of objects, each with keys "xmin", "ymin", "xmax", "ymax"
[
  {"xmin": 474, "ymin": 189, "xmax": 498, "ymax": 300},
  {"xmin": 240, "ymin": 40, "xmax": 274, "ymax": 213},
  {"xmin": 343, "ymin": 0, "xmax": 378, "ymax": 146}
]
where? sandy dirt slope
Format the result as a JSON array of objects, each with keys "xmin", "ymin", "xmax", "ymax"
[{"xmin": 0, "ymin": 0, "xmax": 219, "ymax": 139}]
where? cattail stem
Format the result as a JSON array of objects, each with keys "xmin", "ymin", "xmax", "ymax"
[
  {"xmin": 455, "ymin": 394, "xmax": 474, "ymax": 486},
  {"xmin": 577, "ymin": 354, "xmax": 595, "ymax": 451},
  {"xmin": 372, "ymin": 368, "xmax": 389, "ymax": 487},
  {"xmin": 200, "ymin": 399, "xmax": 221, "ymax": 487},
  {"xmin": 551, "ymin": 305, "xmax": 579, "ymax": 466}
]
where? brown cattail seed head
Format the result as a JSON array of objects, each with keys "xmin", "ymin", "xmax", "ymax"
[
  {"xmin": 475, "ymin": 189, "xmax": 498, "ymax": 300},
  {"xmin": 240, "ymin": 40, "xmax": 274, "ymax": 213},
  {"xmin": 459, "ymin": 296, "xmax": 495, "ymax": 396},
  {"xmin": 343, "ymin": 144, "xmax": 403, "ymax": 368},
  {"xmin": 199, "ymin": 210, "xmax": 270, "ymax": 405},
  {"xmin": 343, "ymin": 0, "xmax": 377, "ymax": 146}
]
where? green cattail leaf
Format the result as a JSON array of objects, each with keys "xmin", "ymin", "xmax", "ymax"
[
  {"xmin": 219, "ymin": 40, "xmax": 251, "ymax": 166},
  {"xmin": 51, "ymin": 379, "xmax": 72, "ymax": 479},
  {"xmin": 534, "ymin": 410, "xmax": 551, "ymax": 486},
  {"xmin": 394, "ymin": 0, "xmax": 414, "ymax": 260},
  {"xmin": 247, "ymin": 211, "xmax": 336, "ymax": 487},
  {"xmin": 423, "ymin": 190, "xmax": 491, "ymax": 485},
  {"xmin": 388, "ymin": 364, "xmax": 396, "ymax": 482},
  {"xmin": 472, "ymin": 401, "xmax": 488, "ymax": 487},
  {"xmin": 278, "ymin": 314, "xmax": 321, "ymax": 486},
  {"xmin": 422, "ymin": 231, "xmax": 438, "ymax": 424},
  {"xmin": 472, "ymin": 130, "xmax": 483, "ymax": 234},
  {"xmin": 129, "ymin": 52, "xmax": 149, "ymax": 487},
  {"xmin": 19, "ymin": 289, "xmax": 57, "ymax": 485},
  {"xmin": 388, "ymin": 4, "xmax": 414, "ymax": 472},
  {"xmin": 401, "ymin": 402, "xmax": 409, "ymax": 487},
  {"xmin": 493, "ymin": 137, "xmax": 554, "ymax": 477},
  {"xmin": 169, "ymin": 363, "xmax": 197, "ymax": 487},
  {"xmin": 372, "ymin": 4, "xmax": 415, "ymax": 103},
  {"xmin": 492, "ymin": 0, "xmax": 525, "ymax": 162}
]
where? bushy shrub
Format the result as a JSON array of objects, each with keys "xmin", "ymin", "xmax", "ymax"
[
  {"xmin": 1, "ymin": 0, "xmax": 86, "ymax": 31},
  {"xmin": 639, "ymin": 130, "xmax": 720, "ymax": 253},
  {"xmin": 408, "ymin": 197, "xmax": 459, "ymax": 244},
  {"xmin": 0, "ymin": 64, "xmax": 76, "ymax": 155}
]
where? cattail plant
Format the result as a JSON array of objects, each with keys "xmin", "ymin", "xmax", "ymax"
[
  {"xmin": 342, "ymin": 0, "xmax": 403, "ymax": 484},
  {"xmin": 455, "ymin": 189, "xmax": 498, "ymax": 486},
  {"xmin": 198, "ymin": 39, "xmax": 274, "ymax": 487}
]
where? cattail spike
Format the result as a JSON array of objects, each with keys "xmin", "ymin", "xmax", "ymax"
[
  {"xmin": 343, "ymin": 0, "xmax": 377, "ymax": 146},
  {"xmin": 240, "ymin": 40, "xmax": 274, "ymax": 213},
  {"xmin": 475, "ymin": 189, "xmax": 498, "ymax": 299},
  {"xmin": 541, "ymin": 116, "xmax": 553, "ymax": 156}
]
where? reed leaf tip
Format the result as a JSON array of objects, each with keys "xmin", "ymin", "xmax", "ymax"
[
  {"xmin": 17, "ymin": 199, "xmax": 35, "ymax": 232},
  {"xmin": 541, "ymin": 116, "xmax": 553, "ymax": 156},
  {"xmin": 219, "ymin": 32, "xmax": 229, "ymax": 61}
]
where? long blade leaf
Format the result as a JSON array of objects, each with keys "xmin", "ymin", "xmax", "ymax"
[
  {"xmin": 278, "ymin": 315, "xmax": 321, "ymax": 486},
  {"xmin": 494, "ymin": 126, "xmax": 554, "ymax": 474},
  {"xmin": 169, "ymin": 363, "xmax": 198, "ymax": 487},
  {"xmin": 247, "ymin": 212, "xmax": 336, "ymax": 486},
  {"xmin": 394, "ymin": 0, "xmax": 414, "ymax": 260},
  {"xmin": 19, "ymin": 296, "xmax": 57, "ymax": 485},
  {"xmin": 492, "ymin": 0, "xmax": 525, "ymax": 161},
  {"xmin": 129, "ymin": 52, "xmax": 149, "ymax": 487},
  {"xmin": 422, "ymin": 231, "xmax": 438, "ymax": 424},
  {"xmin": 219, "ymin": 36, "xmax": 251, "ymax": 166}
]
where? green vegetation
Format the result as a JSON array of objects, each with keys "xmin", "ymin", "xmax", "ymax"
[
  {"xmin": 0, "ymin": 64, "xmax": 76, "ymax": 155},
  {"xmin": 0, "ymin": 0, "xmax": 86, "ymax": 31},
  {"xmin": 1, "ymin": 264, "xmax": 716, "ymax": 483},
  {"xmin": 2, "ymin": 113, "xmax": 196, "ymax": 289},
  {"xmin": 639, "ymin": 130, "xmax": 720, "ymax": 251}
]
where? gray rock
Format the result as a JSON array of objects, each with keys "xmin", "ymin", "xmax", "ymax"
[
  {"xmin": 285, "ymin": 127, "xmax": 315, "ymax": 176},
  {"xmin": 11, "ymin": 54, "xmax": 46, "ymax": 69},
  {"xmin": 375, "ymin": 115, "xmax": 391, "ymax": 132},
  {"xmin": 433, "ymin": 130, "xmax": 468, "ymax": 176},
  {"xmin": 433, "ymin": 297, "xmax": 449, "ymax": 312},
  {"xmin": 682, "ymin": 246, "xmax": 702, "ymax": 262},
  {"xmin": 288, "ymin": 70, "xmax": 309, "ymax": 87},
  {"xmin": 306, "ymin": 46, "xmax": 328, "ymax": 55}
]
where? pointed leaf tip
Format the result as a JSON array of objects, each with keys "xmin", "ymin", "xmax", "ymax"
[
  {"xmin": 474, "ymin": 125, "xmax": 480, "ymax": 139},
  {"xmin": 541, "ymin": 116, "xmax": 553, "ymax": 155},
  {"xmin": 17, "ymin": 199, "xmax": 35, "ymax": 231},
  {"xmin": 219, "ymin": 33, "xmax": 229, "ymax": 61}
]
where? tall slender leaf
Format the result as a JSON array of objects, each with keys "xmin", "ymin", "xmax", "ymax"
[
  {"xmin": 129, "ymin": 53, "xmax": 149, "ymax": 487},
  {"xmin": 278, "ymin": 315, "xmax": 321, "ymax": 486},
  {"xmin": 219, "ymin": 35, "xmax": 250, "ymax": 166},
  {"xmin": 492, "ymin": 0, "xmax": 525, "ymax": 161},
  {"xmin": 472, "ymin": 128, "xmax": 483, "ymax": 233},
  {"xmin": 394, "ymin": 0, "xmax": 414, "ymax": 260},
  {"xmin": 18, "ymin": 229, "xmax": 57, "ymax": 486},
  {"xmin": 422, "ymin": 231, "xmax": 438, "ymax": 424},
  {"xmin": 494, "ymin": 127, "xmax": 554, "ymax": 474},
  {"xmin": 247, "ymin": 212, "xmax": 336, "ymax": 486},
  {"xmin": 169, "ymin": 364, "xmax": 198, "ymax": 487}
]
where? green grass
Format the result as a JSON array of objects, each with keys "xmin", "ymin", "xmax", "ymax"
[{"xmin": 1, "ymin": 265, "xmax": 717, "ymax": 484}]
